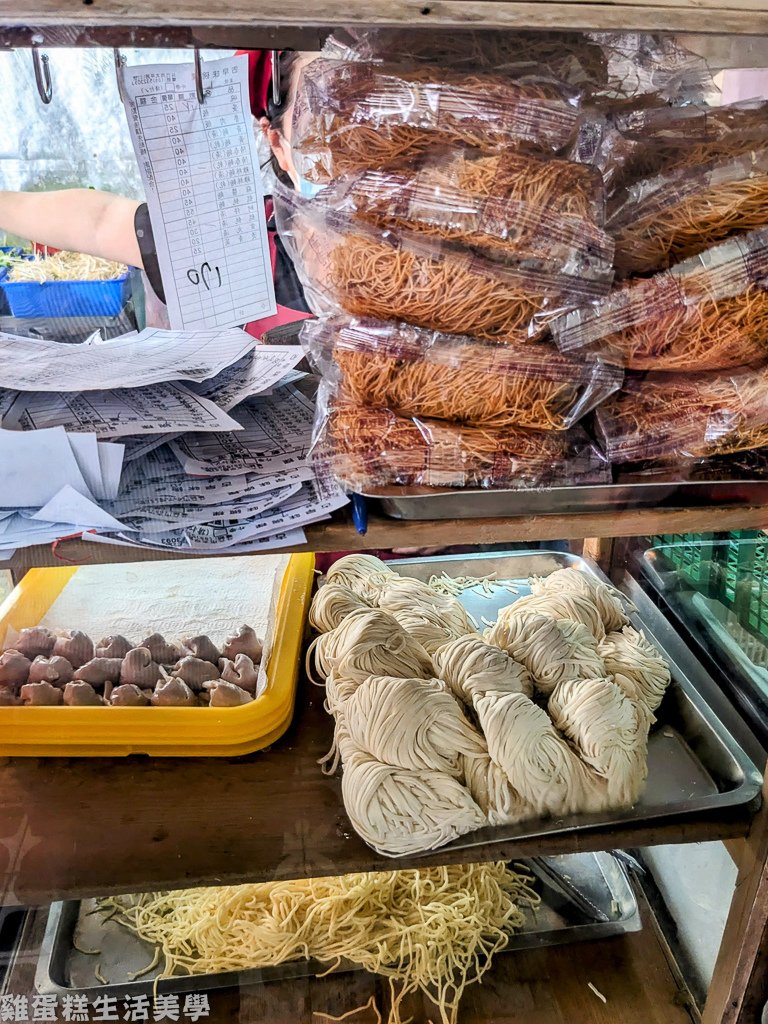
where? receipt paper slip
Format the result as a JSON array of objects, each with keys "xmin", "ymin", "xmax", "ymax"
[
  {"xmin": 2, "ymin": 382, "xmax": 243, "ymax": 438},
  {"xmin": 0, "ymin": 427, "xmax": 95, "ymax": 507},
  {"xmin": 0, "ymin": 327, "xmax": 255, "ymax": 392}
]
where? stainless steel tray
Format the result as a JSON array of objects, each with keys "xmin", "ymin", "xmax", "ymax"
[
  {"xmin": 34, "ymin": 852, "xmax": 639, "ymax": 998},
  {"xmin": 379, "ymin": 550, "xmax": 762, "ymax": 853},
  {"xmin": 362, "ymin": 480, "xmax": 768, "ymax": 519}
]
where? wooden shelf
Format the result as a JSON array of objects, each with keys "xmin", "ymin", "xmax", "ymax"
[
  {"xmin": 8, "ymin": 504, "xmax": 768, "ymax": 573},
  {"xmin": 2, "ymin": 0, "xmax": 768, "ymax": 45},
  {"xmin": 7, "ymin": 894, "xmax": 696, "ymax": 1024},
  {"xmin": 0, "ymin": 675, "xmax": 754, "ymax": 906}
]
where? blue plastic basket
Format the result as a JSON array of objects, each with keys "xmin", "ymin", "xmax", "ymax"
[{"xmin": 1, "ymin": 271, "xmax": 131, "ymax": 318}]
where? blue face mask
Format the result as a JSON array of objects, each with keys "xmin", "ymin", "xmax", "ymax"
[{"xmin": 297, "ymin": 174, "xmax": 323, "ymax": 198}]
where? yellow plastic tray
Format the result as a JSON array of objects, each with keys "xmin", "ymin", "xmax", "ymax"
[{"xmin": 0, "ymin": 553, "xmax": 315, "ymax": 757}]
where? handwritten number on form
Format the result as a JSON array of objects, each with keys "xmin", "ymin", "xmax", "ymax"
[{"xmin": 187, "ymin": 263, "xmax": 222, "ymax": 291}]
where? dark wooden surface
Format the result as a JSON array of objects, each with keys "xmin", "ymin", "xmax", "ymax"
[
  {"xmin": 9, "ymin": 893, "xmax": 695, "ymax": 1024},
  {"xmin": 0, "ymin": 676, "xmax": 755, "ymax": 906},
  {"xmin": 1, "ymin": 0, "xmax": 768, "ymax": 39},
  {"xmin": 10, "ymin": 504, "xmax": 768, "ymax": 575}
]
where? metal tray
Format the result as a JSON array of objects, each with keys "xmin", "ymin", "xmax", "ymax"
[
  {"xmin": 34, "ymin": 852, "xmax": 639, "ymax": 998},
  {"xmin": 375, "ymin": 550, "xmax": 763, "ymax": 853},
  {"xmin": 638, "ymin": 547, "xmax": 768, "ymax": 753},
  {"xmin": 362, "ymin": 480, "xmax": 768, "ymax": 519}
]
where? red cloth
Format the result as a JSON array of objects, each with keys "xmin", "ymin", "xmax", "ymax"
[{"xmin": 238, "ymin": 49, "xmax": 277, "ymax": 119}]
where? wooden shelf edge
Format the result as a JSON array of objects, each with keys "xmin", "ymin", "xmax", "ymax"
[
  {"xmin": 3, "ymin": 1, "xmax": 768, "ymax": 38},
  {"xmin": 4, "ymin": 805, "xmax": 753, "ymax": 906},
  {"xmin": 10, "ymin": 504, "xmax": 768, "ymax": 572}
]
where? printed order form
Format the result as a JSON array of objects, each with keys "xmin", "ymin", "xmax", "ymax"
[{"xmin": 122, "ymin": 54, "xmax": 277, "ymax": 331}]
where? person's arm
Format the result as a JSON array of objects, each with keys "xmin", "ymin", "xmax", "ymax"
[{"xmin": 0, "ymin": 189, "xmax": 145, "ymax": 269}]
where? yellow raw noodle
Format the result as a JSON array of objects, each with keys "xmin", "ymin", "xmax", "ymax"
[
  {"xmin": 101, "ymin": 862, "xmax": 541, "ymax": 1024},
  {"xmin": 8, "ymin": 250, "xmax": 127, "ymax": 282}
]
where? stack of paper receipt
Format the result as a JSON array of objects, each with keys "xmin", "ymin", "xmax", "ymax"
[{"xmin": 0, "ymin": 327, "xmax": 348, "ymax": 557}]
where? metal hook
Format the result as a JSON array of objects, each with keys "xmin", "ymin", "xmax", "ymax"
[
  {"xmin": 271, "ymin": 50, "xmax": 281, "ymax": 107},
  {"xmin": 114, "ymin": 48, "xmax": 126, "ymax": 104},
  {"xmin": 194, "ymin": 47, "xmax": 206, "ymax": 105},
  {"xmin": 32, "ymin": 48, "xmax": 52, "ymax": 105}
]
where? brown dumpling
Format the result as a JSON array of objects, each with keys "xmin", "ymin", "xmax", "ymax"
[
  {"xmin": 140, "ymin": 633, "xmax": 184, "ymax": 664},
  {"xmin": 20, "ymin": 681, "xmax": 63, "ymax": 706},
  {"xmin": 182, "ymin": 635, "xmax": 220, "ymax": 664},
  {"xmin": 95, "ymin": 635, "xmax": 134, "ymax": 659},
  {"xmin": 0, "ymin": 650, "xmax": 31, "ymax": 689},
  {"xmin": 0, "ymin": 689, "xmax": 20, "ymax": 706},
  {"xmin": 206, "ymin": 680, "xmax": 253, "ymax": 707},
  {"xmin": 121, "ymin": 648, "xmax": 161, "ymax": 687},
  {"xmin": 63, "ymin": 681, "xmax": 104, "ymax": 706},
  {"xmin": 151, "ymin": 678, "xmax": 197, "ymax": 707},
  {"xmin": 74, "ymin": 658, "xmax": 123, "ymax": 686},
  {"xmin": 28, "ymin": 656, "xmax": 74, "ymax": 687},
  {"xmin": 172, "ymin": 656, "xmax": 220, "ymax": 692},
  {"xmin": 109, "ymin": 684, "xmax": 150, "ymax": 707},
  {"xmin": 52, "ymin": 631, "xmax": 94, "ymax": 669},
  {"xmin": 219, "ymin": 654, "xmax": 259, "ymax": 694},
  {"xmin": 221, "ymin": 625, "xmax": 263, "ymax": 663},
  {"xmin": 11, "ymin": 627, "xmax": 56, "ymax": 659}
]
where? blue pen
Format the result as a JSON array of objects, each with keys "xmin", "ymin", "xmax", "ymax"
[{"xmin": 351, "ymin": 493, "xmax": 368, "ymax": 535}]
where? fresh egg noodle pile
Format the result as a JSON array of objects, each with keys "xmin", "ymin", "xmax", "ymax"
[
  {"xmin": 309, "ymin": 556, "xmax": 672, "ymax": 854},
  {"xmin": 7, "ymin": 250, "xmax": 127, "ymax": 282},
  {"xmin": 99, "ymin": 861, "xmax": 540, "ymax": 1024}
]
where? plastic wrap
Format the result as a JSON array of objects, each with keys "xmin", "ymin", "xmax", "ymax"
[
  {"xmin": 323, "ymin": 29, "xmax": 713, "ymax": 102},
  {"xmin": 587, "ymin": 32, "xmax": 715, "ymax": 101},
  {"xmin": 314, "ymin": 391, "xmax": 611, "ymax": 492},
  {"xmin": 551, "ymin": 229, "xmax": 768, "ymax": 372},
  {"xmin": 292, "ymin": 58, "xmax": 582, "ymax": 183},
  {"xmin": 274, "ymin": 184, "xmax": 613, "ymax": 346},
  {"xmin": 609, "ymin": 148, "xmax": 768, "ymax": 276},
  {"xmin": 610, "ymin": 99, "xmax": 768, "ymax": 186},
  {"xmin": 323, "ymin": 28, "xmax": 610, "ymax": 89},
  {"xmin": 302, "ymin": 315, "xmax": 622, "ymax": 431},
  {"xmin": 391, "ymin": 147, "xmax": 605, "ymax": 222},
  {"xmin": 321, "ymin": 163, "xmax": 612, "ymax": 269},
  {"xmin": 595, "ymin": 367, "xmax": 768, "ymax": 464}
]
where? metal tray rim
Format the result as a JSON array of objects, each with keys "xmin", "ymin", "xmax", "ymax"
[
  {"xmin": 384, "ymin": 550, "xmax": 763, "ymax": 855},
  {"xmin": 361, "ymin": 480, "xmax": 768, "ymax": 519},
  {"xmin": 34, "ymin": 853, "xmax": 640, "ymax": 998}
]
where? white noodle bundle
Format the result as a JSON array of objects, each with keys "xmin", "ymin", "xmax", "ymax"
[
  {"xmin": 461, "ymin": 752, "xmax": 534, "ymax": 826},
  {"xmin": 310, "ymin": 583, "xmax": 371, "ymax": 632},
  {"xmin": 599, "ymin": 626, "xmax": 671, "ymax": 714},
  {"xmin": 343, "ymin": 675, "xmax": 485, "ymax": 775},
  {"xmin": 486, "ymin": 612, "xmax": 605, "ymax": 695},
  {"xmin": 474, "ymin": 691, "xmax": 607, "ymax": 815},
  {"xmin": 340, "ymin": 743, "xmax": 487, "ymax": 856},
  {"xmin": 324, "ymin": 671, "xmax": 360, "ymax": 716},
  {"xmin": 548, "ymin": 678, "xmax": 650, "ymax": 807},
  {"xmin": 386, "ymin": 604, "xmax": 470, "ymax": 654},
  {"xmin": 325, "ymin": 554, "xmax": 395, "ymax": 601},
  {"xmin": 306, "ymin": 608, "xmax": 434, "ymax": 685},
  {"xmin": 501, "ymin": 591, "xmax": 606, "ymax": 639},
  {"xmin": 531, "ymin": 568, "xmax": 629, "ymax": 632},
  {"xmin": 376, "ymin": 577, "xmax": 477, "ymax": 635},
  {"xmin": 433, "ymin": 635, "xmax": 533, "ymax": 704}
]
